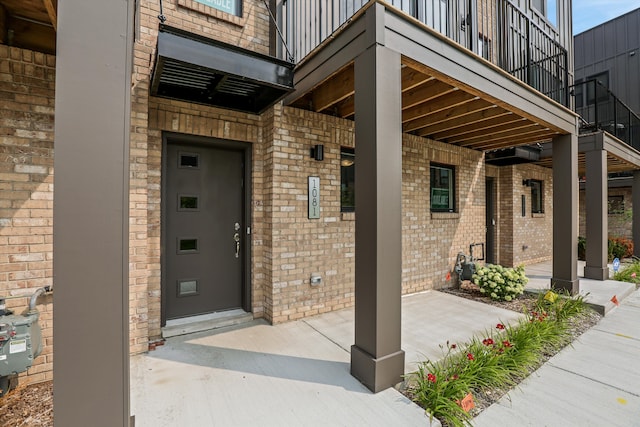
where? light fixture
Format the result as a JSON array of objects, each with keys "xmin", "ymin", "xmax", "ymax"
[
  {"xmin": 340, "ymin": 158, "xmax": 354, "ymax": 167},
  {"xmin": 310, "ymin": 144, "xmax": 324, "ymax": 161},
  {"xmin": 522, "ymin": 179, "xmax": 532, "ymax": 187}
]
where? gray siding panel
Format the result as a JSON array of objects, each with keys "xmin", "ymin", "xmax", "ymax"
[{"xmin": 574, "ymin": 8, "xmax": 640, "ymax": 114}]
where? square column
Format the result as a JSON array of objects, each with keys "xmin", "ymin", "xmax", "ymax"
[
  {"xmin": 552, "ymin": 133, "xmax": 579, "ymax": 293},
  {"xmin": 584, "ymin": 150, "xmax": 609, "ymax": 280},
  {"xmin": 634, "ymin": 171, "xmax": 640, "ymax": 258},
  {"xmin": 54, "ymin": 0, "xmax": 133, "ymax": 425},
  {"xmin": 351, "ymin": 44, "xmax": 405, "ymax": 393}
]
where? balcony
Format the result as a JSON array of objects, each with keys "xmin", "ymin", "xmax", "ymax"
[
  {"xmin": 275, "ymin": 0, "xmax": 568, "ymax": 107},
  {"xmin": 572, "ymin": 79, "xmax": 640, "ymax": 151}
]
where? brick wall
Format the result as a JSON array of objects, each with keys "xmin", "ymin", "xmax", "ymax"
[
  {"xmin": 579, "ymin": 186, "xmax": 633, "ymax": 239},
  {"xmin": 132, "ymin": 0, "xmax": 273, "ymax": 341},
  {"xmin": 0, "ymin": 46, "xmax": 55, "ymax": 385},
  {"xmin": 496, "ymin": 163, "xmax": 553, "ymax": 266}
]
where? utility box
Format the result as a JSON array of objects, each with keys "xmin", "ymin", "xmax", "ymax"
[
  {"xmin": 0, "ymin": 313, "xmax": 43, "ymax": 377},
  {"xmin": 0, "ymin": 290, "xmax": 46, "ymax": 397}
]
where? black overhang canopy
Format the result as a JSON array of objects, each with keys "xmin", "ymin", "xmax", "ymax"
[{"xmin": 151, "ymin": 26, "xmax": 294, "ymax": 114}]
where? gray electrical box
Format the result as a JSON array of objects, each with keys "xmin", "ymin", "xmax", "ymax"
[{"xmin": 0, "ymin": 311, "xmax": 42, "ymax": 396}]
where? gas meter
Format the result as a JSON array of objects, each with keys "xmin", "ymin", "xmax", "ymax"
[{"xmin": 0, "ymin": 287, "xmax": 48, "ymax": 397}]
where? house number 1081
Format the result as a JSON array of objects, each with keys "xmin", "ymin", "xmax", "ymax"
[{"xmin": 308, "ymin": 176, "xmax": 320, "ymax": 219}]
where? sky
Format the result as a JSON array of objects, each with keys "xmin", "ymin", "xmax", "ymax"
[{"xmin": 572, "ymin": 0, "xmax": 640, "ymax": 35}]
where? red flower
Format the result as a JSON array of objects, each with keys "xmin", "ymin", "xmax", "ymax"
[
  {"xmin": 467, "ymin": 353, "xmax": 474, "ymax": 361},
  {"xmin": 496, "ymin": 323, "xmax": 505, "ymax": 330},
  {"xmin": 497, "ymin": 348, "xmax": 504, "ymax": 354},
  {"xmin": 482, "ymin": 338, "xmax": 495, "ymax": 346},
  {"xmin": 502, "ymin": 340, "xmax": 512, "ymax": 348},
  {"xmin": 427, "ymin": 373, "xmax": 437, "ymax": 383},
  {"xmin": 450, "ymin": 343, "xmax": 457, "ymax": 349}
]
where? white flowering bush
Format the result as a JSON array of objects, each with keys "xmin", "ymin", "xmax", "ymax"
[{"xmin": 472, "ymin": 264, "xmax": 528, "ymax": 302}]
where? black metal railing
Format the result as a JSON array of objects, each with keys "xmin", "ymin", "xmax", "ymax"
[
  {"xmin": 572, "ymin": 79, "xmax": 640, "ymax": 150},
  {"xmin": 275, "ymin": 0, "xmax": 569, "ymax": 106}
]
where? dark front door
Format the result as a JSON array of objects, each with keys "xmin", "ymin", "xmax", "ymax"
[
  {"xmin": 485, "ymin": 177, "xmax": 496, "ymax": 264},
  {"xmin": 165, "ymin": 142, "xmax": 245, "ymax": 320}
]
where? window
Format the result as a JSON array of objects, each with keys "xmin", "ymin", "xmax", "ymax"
[
  {"xmin": 531, "ymin": 0, "xmax": 557, "ymax": 26},
  {"xmin": 530, "ymin": 180, "xmax": 544, "ymax": 214},
  {"xmin": 608, "ymin": 195, "xmax": 625, "ymax": 214},
  {"xmin": 430, "ymin": 164, "xmax": 455, "ymax": 212},
  {"xmin": 340, "ymin": 148, "xmax": 355, "ymax": 212}
]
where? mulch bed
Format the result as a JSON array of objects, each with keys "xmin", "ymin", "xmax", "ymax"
[
  {"xmin": 422, "ymin": 286, "xmax": 603, "ymax": 418},
  {"xmin": 0, "ymin": 380, "xmax": 52, "ymax": 426}
]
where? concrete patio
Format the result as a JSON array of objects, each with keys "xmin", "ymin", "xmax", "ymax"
[
  {"xmin": 130, "ymin": 291, "xmax": 523, "ymax": 427},
  {"xmin": 130, "ymin": 261, "xmax": 636, "ymax": 426}
]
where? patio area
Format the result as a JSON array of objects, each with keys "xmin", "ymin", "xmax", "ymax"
[{"xmin": 131, "ymin": 291, "xmax": 523, "ymax": 426}]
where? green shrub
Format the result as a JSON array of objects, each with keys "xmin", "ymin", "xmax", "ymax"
[
  {"xmin": 609, "ymin": 237, "xmax": 633, "ymax": 259},
  {"xmin": 472, "ymin": 264, "xmax": 528, "ymax": 302},
  {"xmin": 409, "ymin": 290, "xmax": 592, "ymax": 427},
  {"xmin": 582, "ymin": 236, "xmax": 633, "ymax": 262},
  {"xmin": 577, "ymin": 236, "xmax": 586, "ymax": 261},
  {"xmin": 613, "ymin": 259, "xmax": 640, "ymax": 285}
]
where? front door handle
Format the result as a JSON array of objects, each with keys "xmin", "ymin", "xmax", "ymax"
[{"xmin": 233, "ymin": 232, "xmax": 240, "ymax": 258}]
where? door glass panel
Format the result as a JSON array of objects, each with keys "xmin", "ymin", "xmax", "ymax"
[
  {"xmin": 177, "ymin": 280, "xmax": 198, "ymax": 297},
  {"xmin": 178, "ymin": 238, "xmax": 198, "ymax": 253},
  {"xmin": 179, "ymin": 152, "xmax": 199, "ymax": 168},
  {"xmin": 178, "ymin": 195, "xmax": 199, "ymax": 210}
]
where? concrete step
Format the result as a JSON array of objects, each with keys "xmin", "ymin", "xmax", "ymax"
[
  {"xmin": 162, "ymin": 309, "xmax": 253, "ymax": 338},
  {"xmin": 580, "ymin": 279, "xmax": 637, "ymax": 315}
]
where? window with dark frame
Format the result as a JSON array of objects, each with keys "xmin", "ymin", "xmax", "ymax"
[
  {"xmin": 530, "ymin": 179, "xmax": 544, "ymax": 214},
  {"xmin": 340, "ymin": 148, "xmax": 355, "ymax": 212},
  {"xmin": 608, "ymin": 195, "xmax": 625, "ymax": 214},
  {"xmin": 430, "ymin": 163, "xmax": 455, "ymax": 212}
]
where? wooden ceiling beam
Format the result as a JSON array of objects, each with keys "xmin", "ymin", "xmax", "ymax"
[
  {"xmin": 402, "ymin": 79, "xmax": 456, "ymax": 110},
  {"xmin": 402, "ymin": 90, "xmax": 476, "ymax": 123},
  {"xmin": 401, "ymin": 66, "xmax": 432, "ymax": 92},
  {"xmin": 449, "ymin": 120, "xmax": 537, "ymax": 144},
  {"xmin": 469, "ymin": 131, "xmax": 556, "ymax": 150},
  {"xmin": 403, "ymin": 98, "xmax": 491, "ymax": 133},
  {"xmin": 417, "ymin": 105, "xmax": 506, "ymax": 137},
  {"xmin": 312, "ymin": 64, "xmax": 354, "ymax": 112},
  {"xmin": 430, "ymin": 111, "xmax": 518, "ymax": 140},
  {"xmin": 402, "ymin": 56, "xmax": 569, "ymax": 134},
  {"xmin": 42, "ymin": 0, "xmax": 57, "ymax": 31}
]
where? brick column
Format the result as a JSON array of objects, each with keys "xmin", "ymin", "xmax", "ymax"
[
  {"xmin": 551, "ymin": 133, "xmax": 579, "ymax": 294},
  {"xmin": 351, "ymin": 43, "xmax": 405, "ymax": 393},
  {"xmin": 584, "ymin": 149, "xmax": 608, "ymax": 280}
]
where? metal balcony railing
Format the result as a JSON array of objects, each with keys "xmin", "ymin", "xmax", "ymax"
[
  {"xmin": 274, "ymin": 0, "xmax": 569, "ymax": 106},
  {"xmin": 572, "ymin": 79, "xmax": 640, "ymax": 150}
]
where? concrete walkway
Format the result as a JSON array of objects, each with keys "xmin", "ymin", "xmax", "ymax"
[
  {"xmin": 474, "ymin": 287, "xmax": 640, "ymax": 427},
  {"xmin": 130, "ymin": 262, "xmax": 639, "ymax": 426},
  {"xmin": 525, "ymin": 261, "xmax": 636, "ymax": 315},
  {"xmin": 130, "ymin": 291, "xmax": 522, "ymax": 427}
]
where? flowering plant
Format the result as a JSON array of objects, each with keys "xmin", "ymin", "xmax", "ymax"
[{"xmin": 472, "ymin": 264, "xmax": 528, "ymax": 301}]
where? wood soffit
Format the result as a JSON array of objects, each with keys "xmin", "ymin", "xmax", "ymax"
[
  {"xmin": 536, "ymin": 151, "xmax": 640, "ymax": 174},
  {"xmin": 0, "ymin": 0, "xmax": 57, "ymax": 54},
  {"xmin": 288, "ymin": 59, "xmax": 565, "ymax": 152}
]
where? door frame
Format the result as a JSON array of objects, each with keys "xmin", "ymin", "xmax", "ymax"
[
  {"xmin": 485, "ymin": 176, "xmax": 496, "ymax": 264},
  {"xmin": 160, "ymin": 132, "xmax": 252, "ymax": 326}
]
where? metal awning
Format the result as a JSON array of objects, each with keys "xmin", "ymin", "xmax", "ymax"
[{"xmin": 151, "ymin": 26, "xmax": 294, "ymax": 114}]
